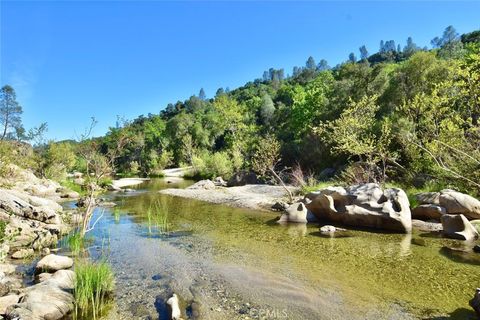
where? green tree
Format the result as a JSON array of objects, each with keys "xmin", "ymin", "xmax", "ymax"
[
  {"xmin": 260, "ymin": 93, "xmax": 275, "ymax": 125},
  {"xmin": 359, "ymin": 45, "xmax": 369, "ymax": 60},
  {"xmin": 0, "ymin": 85, "xmax": 23, "ymax": 140},
  {"xmin": 306, "ymin": 56, "xmax": 316, "ymax": 70}
]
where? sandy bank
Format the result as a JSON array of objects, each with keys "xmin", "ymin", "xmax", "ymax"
[
  {"xmin": 159, "ymin": 184, "xmax": 297, "ymax": 211},
  {"xmin": 111, "ymin": 178, "xmax": 150, "ymax": 188},
  {"xmin": 161, "ymin": 167, "xmax": 193, "ymax": 177}
]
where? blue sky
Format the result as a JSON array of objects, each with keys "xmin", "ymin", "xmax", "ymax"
[{"xmin": 1, "ymin": 1, "xmax": 479, "ymax": 141}]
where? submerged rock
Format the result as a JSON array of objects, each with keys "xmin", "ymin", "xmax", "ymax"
[
  {"xmin": 36, "ymin": 254, "xmax": 73, "ymax": 273},
  {"xmin": 305, "ymin": 183, "xmax": 412, "ymax": 233},
  {"xmin": 441, "ymin": 214, "xmax": 479, "ymax": 241}
]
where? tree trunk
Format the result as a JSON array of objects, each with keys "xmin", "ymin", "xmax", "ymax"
[{"xmin": 268, "ymin": 167, "xmax": 293, "ymax": 203}]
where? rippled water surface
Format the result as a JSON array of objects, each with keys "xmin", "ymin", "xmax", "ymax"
[{"xmin": 83, "ymin": 179, "xmax": 479, "ymax": 319}]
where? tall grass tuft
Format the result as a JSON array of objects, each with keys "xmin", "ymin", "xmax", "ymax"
[
  {"xmin": 146, "ymin": 200, "xmax": 169, "ymax": 235},
  {"xmin": 67, "ymin": 232, "xmax": 85, "ymax": 256},
  {"xmin": 74, "ymin": 260, "xmax": 114, "ymax": 320}
]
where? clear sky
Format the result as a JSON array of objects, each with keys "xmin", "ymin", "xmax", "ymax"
[{"xmin": 1, "ymin": 1, "xmax": 479, "ymax": 141}]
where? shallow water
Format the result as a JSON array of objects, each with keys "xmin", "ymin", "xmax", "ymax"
[{"xmin": 83, "ymin": 179, "xmax": 479, "ymax": 320}]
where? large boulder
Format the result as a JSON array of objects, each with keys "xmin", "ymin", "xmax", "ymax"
[
  {"xmin": 411, "ymin": 204, "xmax": 446, "ymax": 220},
  {"xmin": 227, "ymin": 171, "xmax": 259, "ymax": 187},
  {"xmin": 36, "ymin": 254, "xmax": 73, "ymax": 273},
  {"xmin": 470, "ymin": 288, "xmax": 480, "ymax": 318},
  {"xmin": 278, "ymin": 202, "xmax": 314, "ymax": 223},
  {"xmin": 416, "ymin": 189, "xmax": 480, "ymax": 220},
  {"xmin": 6, "ymin": 270, "xmax": 74, "ymax": 320},
  {"xmin": 441, "ymin": 214, "xmax": 479, "ymax": 241},
  {"xmin": 0, "ymin": 189, "xmax": 61, "ymax": 224},
  {"xmin": 305, "ymin": 183, "xmax": 412, "ymax": 233}
]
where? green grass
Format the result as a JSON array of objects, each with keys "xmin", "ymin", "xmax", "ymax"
[
  {"xmin": 67, "ymin": 232, "xmax": 86, "ymax": 256},
  {"xmin": 0, "ymin": 221, "xmax": 6, "ymax": 242},
  {"xmin": 112, "ymin": 207, "xmax": 121, "ymax": 223},
  {"xmin": 60, "ymin": 179, "xmax": 86, "ymax": 196},
  {"xmin": 146, "ymin": 200, "xmax": 169, "ymax": 235},
  {"xmin": 74, "ymin": 260, "xmax": 114, "ymax": 320},
  {"xmin": 301, "ymin": 180, "xmax": 340, "ymax": 195}
]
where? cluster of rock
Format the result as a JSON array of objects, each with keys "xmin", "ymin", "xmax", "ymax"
[
  {"xmin": 3, "ymin": 254, "xmax": 75, "ymax": 319},
  {"xmin": 280, "ymin": 183, "xmax": 413, "ymax": 233},
  {"xmin": 0, "ymin": 166, "xmax": 78, "ymax": 318},
  {"xmin": 277, "ymin": 183, "xmax": 480, "ymax": 316},
  {"xmin": 279, "ymin": 184, "xmax": 480, "ymax": 240},
  {"xmin": 411, "ymin": 189, "xmax": 480, "ymax": 241},
  {"xmin": 0, "ymin": 167, "xmax": 77, "ymax": 259}
]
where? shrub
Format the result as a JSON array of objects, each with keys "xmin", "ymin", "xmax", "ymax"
[
  {"xmin": 74, "ymin": 260, "xmax": 114, "ymax": 319},
  {"xmin": 192, "ymin": 150, "xmax": 235, "ymax": 179}
]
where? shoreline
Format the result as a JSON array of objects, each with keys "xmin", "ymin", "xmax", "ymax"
[
  {"xmin": 111, "ymin": 177, "xmax": 150, "ymax": 189},
  {"xmin": 160, "ymin": 184, "xmax": 297, "ymax": 211}
]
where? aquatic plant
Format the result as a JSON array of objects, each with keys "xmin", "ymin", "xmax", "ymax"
[
  {"xmin": 146, "ymin": 200, "xmax": 169, "ymax": 235},
  {"xmin": 64, "ymin": 231, "xmax": 92, "ymax": 256},
  {"xmin": 112, "ymin": 207, "xmax": 121, "ymax": 223},
  {"xmin": 74, "ymin": 260, "xmax": 114, "ymax": 320}
]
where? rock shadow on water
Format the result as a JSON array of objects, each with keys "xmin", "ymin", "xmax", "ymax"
[
  {"xmin": 424, "ymin": 307, "xmax": 477, "ymax": 320},
  {"xmin": 310, "ymin": 230, "xmax": 354, "ymax": 239},
  {"xmin": 439, "ymin": 246, "xmax": 480, "ymax": 266},
  {"xmin": 154, "ymin": 295, "xmax": 171, "ymax": 320}
]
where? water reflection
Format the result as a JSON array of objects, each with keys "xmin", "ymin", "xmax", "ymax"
[
  {"xmin": 399, "ymin": 233, "xmax": 412, "ymax": 257},
  {"xmin": 277, "ymin": 222, "xmax": 308, "ymax": 237}
]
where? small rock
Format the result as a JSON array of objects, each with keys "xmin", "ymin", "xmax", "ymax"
[
  {"xmin": 36, "ymin": 272, "xmax": 52, "ymax": 283},
  {"xmin": 41, "ymin": 248, "xmax": 50, "ymax": 256},
  {"xmin": 98, "ymin": 201, "xmax": 116, "ymax": 208},
  {"xmin": 0, "ymin": 294, "xmax": 19, "ymax": 314},
  {"xmin": 213, "ymin": 177, "xmax": 227, "ymax": 187},
  {"xmin": 36, "ymin": 254, "xmax": 73, "ymax": 273},
  {"xmin": 0, "ymin": 263, "xmax": 16, "ymax": 275},
  {"xmin": 320, "ymin": 225, "xmax": 336, "ymax": 233},
  {"xmin": 11, "ymin": 248, "xmax": 34, "ymax": 259},
  {"xmin": 271, "ymin": 201, "xmax": 289, "ymax": 212}
]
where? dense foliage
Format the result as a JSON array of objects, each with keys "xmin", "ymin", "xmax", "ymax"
[{"xmin": 1, "ymin": 26, "xmax": 479, "ymax": 194}]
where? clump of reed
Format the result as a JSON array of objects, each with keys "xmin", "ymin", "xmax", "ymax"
[{"xmin": 74, "ymin": 260, "xmax": 115, "ymax": 320}]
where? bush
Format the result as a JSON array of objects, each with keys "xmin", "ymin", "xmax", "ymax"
[
  {"xmin": 74, "ymin": 260, "xmax": 114, "ymax": 319},
  {"xmin": 192, "ymin": 150, "xmax": 235, "ymax": 179}
]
